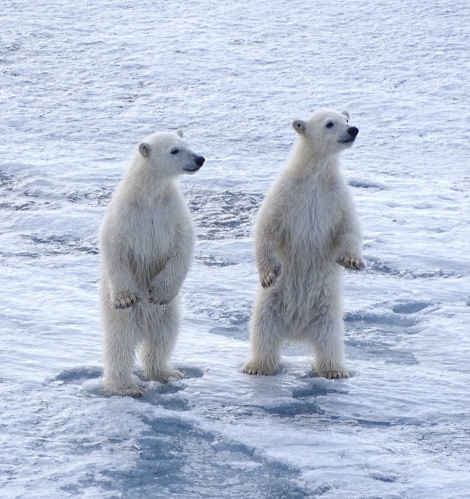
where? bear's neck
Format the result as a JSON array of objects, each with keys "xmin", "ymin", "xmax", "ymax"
[
  {"xmin": 121, "ymin": 160, "xmax": 176, "ymax": 204},
  {"xmin": 288, "ymin": 143, "xmax": 341, "ymax": 179}
]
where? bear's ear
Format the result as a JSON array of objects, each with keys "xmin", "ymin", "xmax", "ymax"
[
  {"xmin": 176, "ymin": 129, "xmax": 184, "ymax": 138},
  {"xmin": 341, "ymin": 111, "xmax": 350, "ymax": 119},
  {"xmin": 292, "ymin": 120, "xmax": 306, "ymax": 135},
  {"xmin": 139, "ymin": 142, "xmax": 151, "ymax": 158}
]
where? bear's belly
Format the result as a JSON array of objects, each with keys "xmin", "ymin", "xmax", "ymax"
[
  {"xmin": 130, "ymin": 252, "xmax": 169, "ymax": 284},
  {"xmin": 127, "ymin": 236, "xmax": 173, "ymax": 286},
  {"xmin": 271, "ymin": 258, "xmax": 341, "ymax": 331}
]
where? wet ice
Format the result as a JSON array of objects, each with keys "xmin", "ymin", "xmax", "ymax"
[{"xmin": 1, "ymin": 0, "xmax": 469, "ymax": 497}]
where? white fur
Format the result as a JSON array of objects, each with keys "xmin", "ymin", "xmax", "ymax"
[
  {"xmin": 243, "ymin": 109, "xmax": 364, "ymax": 379},
  {"xmin": 99, "ymin": 130, "xmax": 204, "ymax": 396}
]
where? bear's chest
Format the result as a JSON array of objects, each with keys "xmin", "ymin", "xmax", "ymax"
[
  {"xmin": 285, "ymin": 184, "xmax": 342, "ymax": 250},
  {"xmin": 128, "ymin": 197, "xmax": 189, "ymax": 262}
]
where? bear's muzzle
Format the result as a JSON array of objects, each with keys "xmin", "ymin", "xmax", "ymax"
[{"xmin": 183, "ymin": 154, "xmax": 205, "ymax": 172}]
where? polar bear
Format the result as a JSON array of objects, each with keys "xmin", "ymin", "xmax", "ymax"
[
  {"xmin": 242, "ymin": 109, "xmax": 364, "ymax": 379},
  {"xmin": 99, "ymin": 130, "xmax": 204, "ymax": 396}
]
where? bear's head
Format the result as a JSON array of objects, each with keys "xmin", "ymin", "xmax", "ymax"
[
  {"xmin": 292, "ymin": 109, "xmax": 359, "ymax": 157},
  {"xmin": 138, "ymin": 130, "xmax": 205, "ymax": 177}
]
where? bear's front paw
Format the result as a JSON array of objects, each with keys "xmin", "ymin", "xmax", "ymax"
[
  {"xmin": 149, "ymin": 285, "xmax": 176, "ymax": 306},
  {"xmin": 336, "ymin": 254, "xmax": 365, "ymax": 271},
  {"xmin": 112, "ymin": 293, "xmax": 139, "ymax": 309},
  {"xmin": 259, "ymin": 263, "xmax": 281, "ymax": 288}
]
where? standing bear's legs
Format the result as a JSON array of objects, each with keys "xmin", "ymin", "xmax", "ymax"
[
  {"xmin": 308, "ymin": 304, "xmax": 349, "ymax": 379},
  {"xmin": 243, "ymin": 293, "xmax": 284, "ymax": 375},
  {"xmin": 141, "ymin": 297, "xmax": 183, "ymax": 383},
  {"xmin": 101, "ymin": 280, "xmax": 144, "ymax": 397}
]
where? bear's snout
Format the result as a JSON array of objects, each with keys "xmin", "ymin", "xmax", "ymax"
[
  {"xmin": 183, "ymin": 154, "xmax": 205, "ymax": 173},
  {"xmin": 195, "ymin": 155, "xmax": 205, "ymax": 167},
  {"xmin": 347, "ymin": 126, "xmax": 359, "ymax": 139}
]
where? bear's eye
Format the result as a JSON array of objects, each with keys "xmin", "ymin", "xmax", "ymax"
[
  {"xmin": 170, "ymin": 148, "xmax": 180, "ymax": 155},
  {"xmin": 325, "ymin": 122, "xmax": 334, "ymax": 129}
]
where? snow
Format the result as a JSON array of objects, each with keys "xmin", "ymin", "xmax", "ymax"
[{"xmin": 1, "ymin": 0, "xmax": 469, "ymax": 497}]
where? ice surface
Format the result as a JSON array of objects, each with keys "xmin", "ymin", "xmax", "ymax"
[{"xmin": 1, "ymin": 0, "xmax": 469, "ymax": 497}]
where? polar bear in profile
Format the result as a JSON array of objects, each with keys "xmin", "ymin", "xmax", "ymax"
[
  {"xmin": 99, "ymin": 130, "xmax": 204, "ymax": 396},
  {"xmin": 243, "ymin": 109, "xmax": 364, "ymax": 379}
]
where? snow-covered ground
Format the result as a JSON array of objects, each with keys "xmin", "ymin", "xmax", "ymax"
[{"xmin": 1, "ymin": 0, "xmax": 469, "ymax": 497}]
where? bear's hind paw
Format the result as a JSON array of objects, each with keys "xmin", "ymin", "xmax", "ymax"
[
  {"xmin": 105, "ymin": 384, "xmax": 144, "ymax": 397},
  {"xmin": 145, "ymin": 367, "xmax": 184, "ymax": 383},
  {"xmin": 242, "ymin": 361, "xmax": 277, "ymax": 376},
  {"xmin": 165, "ymin": 368, "xmax": 184, "ymax": 381},
  {"xmin": 318, "ymin": 369, "xmax": 349, "ymax": 380}
]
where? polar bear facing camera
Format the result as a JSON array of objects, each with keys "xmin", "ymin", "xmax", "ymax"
[
  {"xmin": 243, "ymin": 109, "xmax": 364, "ymax": 379},
  {"xmin": 99, "ymin": 130, "xmax": 204, "ymax": 396}
]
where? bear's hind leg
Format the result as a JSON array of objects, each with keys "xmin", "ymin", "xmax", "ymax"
[
  {"xmin": 308, "ymin": 307, "xmax": 349, "ymax": 379},
  {"xmin": 243, "ymin": 298, "xmax": 283, "ymax": 376},
  {"xmin": 141, "ymin": 298, "xmax": 183, "ymax": 383},
  {"xmin": 101, "ymin": 292, "xmax": 143, "ymax": 397}
]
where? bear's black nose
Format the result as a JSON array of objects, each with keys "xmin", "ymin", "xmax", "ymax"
[
  {"xmin": 347, "ymin": 126, "xmax": 359, "ymax": 138},
  {"xmin": 195, "ymin": 155, "xmax": 205, "ymax": 167}
]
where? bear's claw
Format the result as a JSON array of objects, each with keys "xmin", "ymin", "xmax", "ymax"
[
  {"xmin": 242, "ymin": 361, "xmax": 277, "ymax": 376},
  {"xmin": 149, "ymin": 285, "xmax": 176, "ymax": 306},
  {"xmin": 145, "ymin": 368, "xmax": 184, "ymax": 383},
  {"xmin": 318, "ymin": 369, "xmax": 349, "ymax": 379},
  {"xmin": 336, "ymin": 255, "xmax": 364, "ymax": 271},
  {"xmin": 105, "ymin": 384, "xmax": 144, "ymax": 397},
  {"xmin": 112, "ymin": 293, "xmax": 139, "ymax": 309},
  {"xmin": 260, "ymin": 264, "xmax": 281, "ymax": 288}
]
